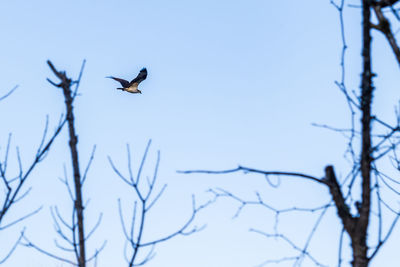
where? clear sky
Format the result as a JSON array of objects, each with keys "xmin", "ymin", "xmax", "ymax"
[{"xmin": 1, "ymin": 0, "xmax": 400, "ymax": 266}]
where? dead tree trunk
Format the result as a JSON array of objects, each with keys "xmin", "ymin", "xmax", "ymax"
[
  {"xmin": 47, "ymin": 60, "xmax": 86, "ymax": 267},
  {"xmin": 21, "ymin": 60, "xmax": 105, "ymax": 266},
  {"xmin": 351, "ymin": 1, "xmax": 373, "ymax": 266}
]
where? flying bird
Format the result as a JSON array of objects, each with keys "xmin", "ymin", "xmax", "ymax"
[{"xmin": 107, "ymin": 68, "xmax": 148, "ymax": 94}]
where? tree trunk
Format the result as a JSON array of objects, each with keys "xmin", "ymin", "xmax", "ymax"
[
  {"xmin": 352, "ymin": 1, "xmax": 373, "ymax": 266},
  {"xmin": 351, "ymin": 237, "xmax": 369, "ymax": 267},
  {"xmin": 62, "ymin": 86, "xmax": 86, "ymax": 267}
]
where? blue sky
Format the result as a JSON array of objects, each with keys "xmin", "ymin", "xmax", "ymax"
[{"xmin": 1, "ymin": 0, "xmax": 400, "ymax": 266}]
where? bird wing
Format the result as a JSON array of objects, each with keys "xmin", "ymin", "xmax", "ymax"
[
  {"xmin": 106, "ymin": 76, "xmax": 130, "ymax": 88},
  {"xmin": 130, "ymin": 68, "xmax": 148, "ymax": 85}
]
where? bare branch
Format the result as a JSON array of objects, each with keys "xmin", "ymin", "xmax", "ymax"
[
  {"xmin": 135, "ymin": 140, "xmax": 152, "ymax": 186},
  {"xmin": 251, "ymin": 229, "xmax": 328, "ymax": 267},
  {"xmin": 140, "ymin": 195, "xmax": 212, "ymax": 247},
  {"xmin": 0, "ymin": 230, "xmax": 24, "ymax": 264},
  {"xmin": 0, "ymin": 114, "xmax": 67, "ymax": 226},
  {"xmin": 22, "ymin": 234, "xmax": 77, "ymax": 266},
  {"xmin": 108, "ymin": 156, "xmax": 132, "ymax": 186},
  {"xmin": 81, "ymin": 145, "xmax": 96, "ymax": 185},
  {"xmin": 371, "ymin": 2, "xmax": 400, "ymax": 67},
  {"xmin": 0, "ymin": 206, "xmax": 42, "ymax": 230},
  {"xmin": 338, "ymin": 227, "xmax": 345, "ymax": 267},
  {"xmin": 179, "ymin": 165, "xmax": 325, "ymax": 184},
  {"xmin": 0, "ymin": 85, "xmax": 18, "ymax": 102},
  {"xmin": 145, "ymin": 184, "xmax": 167, "ymax": 212},
  {"xmin": 85, "ymin": 213, "xmax": 102, "ymax": 241},
  {"xmin": 111, "ymin": 142, "xmax": 210, "ymax": 266}
]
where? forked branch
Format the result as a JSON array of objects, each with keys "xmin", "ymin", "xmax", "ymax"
[{"xmin": 109, "ymin": 140, "xmax": 211, "ymax": 267}]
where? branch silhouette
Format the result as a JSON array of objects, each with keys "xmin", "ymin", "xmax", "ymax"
[{"xmin": 109, "ymin": 140, "xmax": 212, "ymax": 267}]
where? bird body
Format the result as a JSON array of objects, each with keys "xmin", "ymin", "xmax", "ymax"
[
  {"xmin": 120, "ymin": 82, "xmax": 141, "ymax": 93},
  {"xmin": 107, "ymin": 68, "xmax": 147, "ymax": 94}
]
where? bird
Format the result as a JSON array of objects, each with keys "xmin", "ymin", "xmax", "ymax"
[{"xmin": 106, "ymin": 68, "xmax": 148, "ymax": 94}]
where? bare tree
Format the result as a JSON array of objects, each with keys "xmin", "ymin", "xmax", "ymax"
[
  {"xmin": 22, "ymin": 60, "xmax": 105, "ymax": 267},
  {"xmin": 108, "ymin": 140, "xmax": 212, "ymax": 267},
  {"xmin": 0, "ymin": 85, "xmax": 67, "ymax": 263},
  {"xmin": 182, "ymin": 1, "xmax": 400, "ymax": 267}
]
